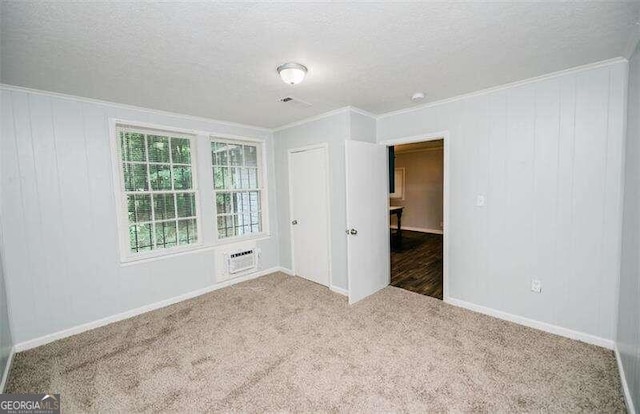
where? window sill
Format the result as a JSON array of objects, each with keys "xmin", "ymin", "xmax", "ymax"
[
  {"xmin": 119, "ymin": 233, "xmax": 271, "ymax": 266},
  {"xmin": 212, "ymin": 232, "xmax": 271, "ymax": 246}
]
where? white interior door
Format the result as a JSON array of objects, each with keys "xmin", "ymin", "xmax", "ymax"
[
  {"xmin": 345, "ymin": 140, "xmax": 390, "ymax": 304},
  {"xmin": 289, "ymin": 146, "xmax": 330, "ymax": 287}
]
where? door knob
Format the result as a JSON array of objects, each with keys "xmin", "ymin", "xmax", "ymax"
[
  {"xmin": 349, "ymin": 228, "xmax": 358, "ymax": 235},
  {"xmin": 291, "ymin": 220, "xmax": 298, "ymax": 225}
]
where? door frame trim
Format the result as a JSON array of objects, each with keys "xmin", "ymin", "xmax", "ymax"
[
  {"xmin": 287, "ymin": 143, "xmax": 333, "ymax": 288},
  {"xmin": 380, "ymin": 130, "xmax": 450, "ymax": 300}
]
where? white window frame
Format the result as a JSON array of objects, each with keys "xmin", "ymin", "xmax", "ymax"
[
  {"xmin": 110, "ymin": 120, "xmax": 203, "ymax": 263},
  {"xmin": 210, "ymin": 135, "xmax": 270, "ymax": 243},
  {"xmin": 109, "ymin": 120, "xmax": 271, "ymax": 264}
]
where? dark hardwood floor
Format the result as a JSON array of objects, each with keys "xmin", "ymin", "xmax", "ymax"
[{"xmin": 390, "ymin": 230, "xmax": 443, "ymax": 299}]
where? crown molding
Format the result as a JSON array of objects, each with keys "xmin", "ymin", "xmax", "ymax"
[
  {"xmin": 348, "ymin": 106, "xmax": 378, "ymax": 119},
  {"xmin": 377, "ymin": 57, "xmax": 628, "ymax": 120},
  {"xmin": 272, "ymin": 105, "xmax": 379, "ymax": 132},
  {"xmin": 0, "ymin": 83, "xmax": 272, "ymax": 133},
  {"xmin": 3, "ymin": 56, "xmax": 629, "ymax": 134},
  {"xmin": 271, "ymin": 106, "xmax": 352, "ymax": 132}
]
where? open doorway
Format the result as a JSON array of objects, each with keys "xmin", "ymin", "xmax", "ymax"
[{"xmin": 388, "ymin": 139, "xmax": 444, "ymax": 299}]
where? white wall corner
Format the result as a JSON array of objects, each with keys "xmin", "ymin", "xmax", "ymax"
[
  {"xmin": 348, "ymin": 106, "xmax": 378, "ymax": 119},
  {"xmin": 1, "ymin": 346, "xmax": 15, "ymax": 392},
  {"xmin": 615, "ymin": 345, "xmax": 637, "ymax": 414},
  {"xmin": 275, "ymin": 266, "xmax": 294, "ymax": 276},
  {"xmin": 623, "ymin": 23, "xmax": 640, "ymax": 60},
  {"xmin": 330, "ymin": 285, "xmax": 348, "ymax": 296}
]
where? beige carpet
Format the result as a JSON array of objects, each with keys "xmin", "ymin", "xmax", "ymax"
[{"xmin": 6, "ymin": 272, "xmax": 626, "ymax": 412}]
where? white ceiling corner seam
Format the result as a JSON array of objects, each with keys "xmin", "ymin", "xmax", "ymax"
[
  {"xmin": 623, "ymin": 22, "xmax": 640, "ymax": 59},
  {"xmin": 271, "ymin": 107, "xmax": 353, "ymax": 133},
  {"xmin": 272, "ymin": 106, "xmax": 377, "ymax": 133},
  {"xmin": 0, "ymin": 83, "xmax": 273, "ymax": 134},
  {"xmin": 348, "ymin": 106, "xmax": 378, "ymax": 119}
]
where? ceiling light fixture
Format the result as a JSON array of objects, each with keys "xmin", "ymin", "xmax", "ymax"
[{"xmin": 277, "ymin": 62, "xmax": 308, "ymax": 85}]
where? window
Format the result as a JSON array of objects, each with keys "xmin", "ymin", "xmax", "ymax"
[
  {"xmin": 117, "ymin": 125, "xmax": 199, "ymax": 256},
  {"xmin": 211, "ymin": 138, "xmax": 264, "ymax": 239}
]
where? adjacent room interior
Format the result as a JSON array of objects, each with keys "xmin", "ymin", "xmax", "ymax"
[
  {"xmin": 0, "ymin": 2, "xmax": 639, "ymax": 412},
  {"xmin": 389, "ymin": 139, "xmax": 445, "ymax": 299}
]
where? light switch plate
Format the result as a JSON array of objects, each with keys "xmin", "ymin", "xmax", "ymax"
[
  {"xmin": 531, "ymin": 279, "xmax": 542, "ymax": 293},
  {"xmin": 476, "ymin": 195, "xmax": 486, "ymax": 207}
]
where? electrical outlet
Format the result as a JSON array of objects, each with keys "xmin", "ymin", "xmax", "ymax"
[{"xmin": 531, "ymin": 279, "xmax": 542, "ymax": 293}]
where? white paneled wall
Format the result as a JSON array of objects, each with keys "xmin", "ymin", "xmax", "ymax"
[
  {"xmin": 0, "ymin": 232, "xmax": 13, "ymax": 386},
  {"xmin": 378, "ymin": 60, "xmax": 627, "ymax": 342},
  {"xmin": 274, "ymin": 110, "xmax": 351, "ymax": 290},
  {"xmin": 273, "ymin": 108, "xmax": 377, "ymax": 291},
  {"xmin": 617, "ymin": 43, "xmax": 640, "ymax": 411},
  {"xmin": 0, "ymin": 59, "xmax": 629, "ymax": 348},
  {"xmin": 0, "ymin": 88, "xmax": 278, "ymax": 344}
]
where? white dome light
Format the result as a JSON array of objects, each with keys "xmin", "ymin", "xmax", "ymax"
[{"xmin": 277, "ymin": 62, "xmax": 308, "ymax": 85}]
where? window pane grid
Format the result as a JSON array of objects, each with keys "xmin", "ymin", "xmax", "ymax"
[
  {"xmin": 121, "ymin": 160, "xmax": 191, "ymax": 167},
  {"xmin": 120, "ymin": 129, "xmax": 198, "ymax": 254},
  {"xmin": 126, "ymin": 215, "xmax": 198, "ymax": 226},
  {"xmin": 211, "ymin": 139, "xmax": 263, "ymax": 239}
]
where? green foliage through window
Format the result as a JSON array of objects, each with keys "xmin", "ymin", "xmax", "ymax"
[
  {"xmin": 211, "ymin": 139, "xmax": 262, "ymax": 239},
  {"xmin": 119, "ymin": 129, "xmax": 198, "ymax": 254}
]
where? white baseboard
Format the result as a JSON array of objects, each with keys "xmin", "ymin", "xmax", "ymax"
[
  {"xmin": 275, "ymin": 266, "xmax": 294, "ymax": 276},
  {"xmin": 330, "ymin": 285, "xmax": 349, "ymax": 296},
  {"xmin": 1, "ymin": 346, "xmax": 15, "ymax": 392},
  {"xmin": 279, "ymin": 267, "xmax": 347, "ymax": 297},
  {"xmin": 389, "ymin": 225, "xmax": 443, "ymax": 235},
  {"xmin": 615, "ymin": 345, "xmax": 637, "ymax": 414},
  {"xmin": 14, "ymin": 267, "xmax": 281, "ymax": 353},
  {"xmin": 444, "ymin": 297, "xmax": 614, "ymax": 350}
]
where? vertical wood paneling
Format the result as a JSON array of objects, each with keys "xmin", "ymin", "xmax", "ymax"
[
  {"xmin": 617, "ymin": 43, "xmax": 640, "ymax": 410},
  {"xmin": 600, "ymin": 64, "xmax": 626, "ymax": 340},
  {"xmin": 80, "ymin": 102, "xmax": 117, "ymax": 321},
  {"xmin": 531, "ymin": 78, "xmax": 560, "ymax": 324},
  {"xmin": 10, "ymin": 92, "xmax": 50, "ymax": 330},
  {"xmin": 0, "ymin": 89, "xmax": 277, "ymax": 343},
  {"xmin": 504, "ymin": 84, "xmax": 536, "ymax": 317},
  {"xmin": 377, "ymin": 61, "xmax": 627, "ymax": 340},
  {"xmin": 51, "ymin": 99, "xmax": 96, "ymax": 324},
  {"xmin": 486, "ymin": 91, "xmax": 509, "ymax": 312},
  {"xmin": 1, "ymin": 91, "xmax": 39, "ymax": 341},
  {"xmin": 569, "ymin": 69, "xmax": 610, "ymax": 334},
  {"xmin": 445, "ymin": 99, "xmax": 467, "ymax": 300},
  {"xmin": 552, "ymin": 75, "xmax": 577, "ymax": 332},
  {"xmin": 473, "ymin": 95, "xmax": 492, "ymax": 307},
  {"xmin": 0, "ymin": 243, "xmax": 13, "ymax": 385},
  {"xmin": 27, "ymin": 94, "xmax": 73, "ymax": 332}
]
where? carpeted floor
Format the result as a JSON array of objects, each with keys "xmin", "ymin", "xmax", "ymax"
[{"xmin": 6, "ymin": 272, "xmax": 626, "ymax": 412}]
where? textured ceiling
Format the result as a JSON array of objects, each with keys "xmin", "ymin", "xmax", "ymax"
[{"xmin": 1, "ymin": 2, "xmax": 639, "ymax": 128}]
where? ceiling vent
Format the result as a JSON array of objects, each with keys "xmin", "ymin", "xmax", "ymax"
[{"xmin": 278, "ymin": 96, "xmax": 312, "ymax": 108}]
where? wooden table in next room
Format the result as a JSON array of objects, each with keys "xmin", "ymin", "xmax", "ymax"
[{"xmin": 389, "ymin": 206, "xmax": 404, "ymax": 239}]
